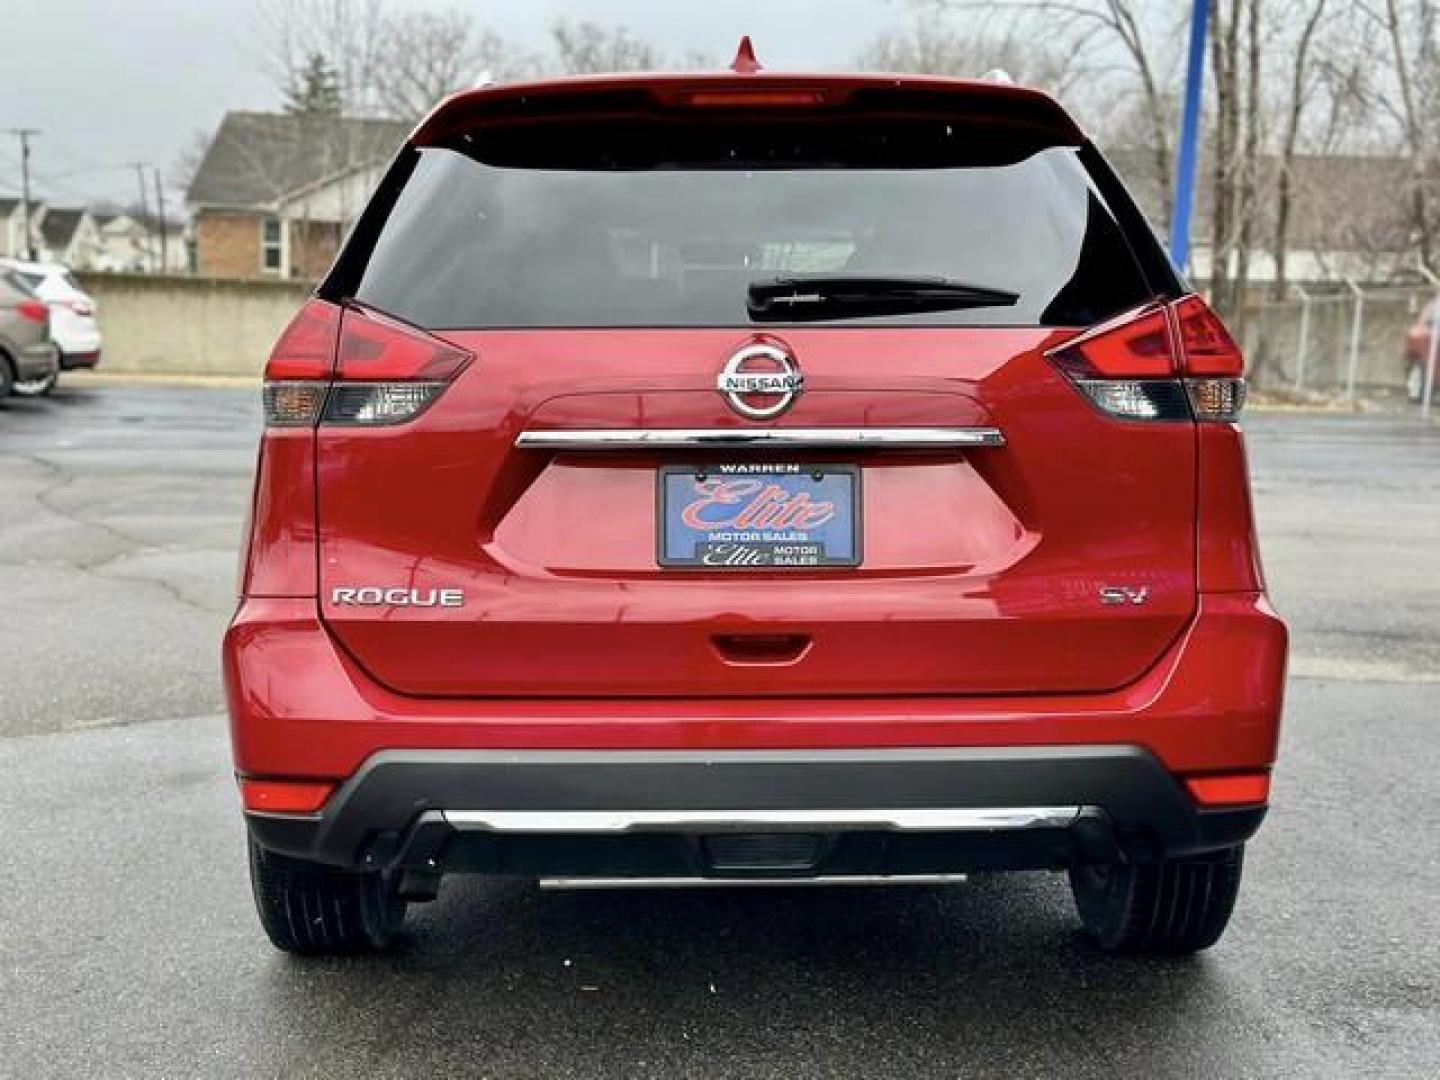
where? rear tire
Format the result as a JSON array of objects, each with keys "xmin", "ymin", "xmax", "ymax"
[
  {"xmin": 0, "ymin": 355, "xmax": 14, "ymax": 398},
  {"xmin": 247, "ymin": 836, "xmax": 407, "ymax": 955},
  {"xmin": 1069, "ymin": 845, "xmax": 1244, "ymax": 956}
]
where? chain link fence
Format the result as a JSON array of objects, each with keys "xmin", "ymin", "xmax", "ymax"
[{"xmin": 1244, "ymin": 283, "xmax": 1439, "ymax": 416}]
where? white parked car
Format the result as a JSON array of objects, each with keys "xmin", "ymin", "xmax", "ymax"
[{"xmin": 0, "ymin": 258, "xmax": 102, "ymax": 393}]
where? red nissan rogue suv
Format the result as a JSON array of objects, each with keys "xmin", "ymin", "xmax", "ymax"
[{"xmin": 225, "ymin": 63, "xmax": 1286, "ymax": 957}]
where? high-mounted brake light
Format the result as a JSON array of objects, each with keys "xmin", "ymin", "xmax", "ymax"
[
  {"xmin": 261, "ymin": 300, "xmax": 473, "ymax": 427},
  {"xmin": 681, "ymin": 89, "xmax": 828, "ymax": 108},
  {"xmin": 1047, "ymin": 296, "xmax": 1246, "ymax": 423}
]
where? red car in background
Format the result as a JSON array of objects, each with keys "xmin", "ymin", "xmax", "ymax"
[
  {"xmin": 1403, "ymin": 300, "xmax": 1437, "ymax": 401},
  {"xmin": 225, "ymin": 60, "xmax": 1286, "ymax": 958}
]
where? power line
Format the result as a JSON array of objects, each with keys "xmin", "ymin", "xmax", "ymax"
[{"xmin": 5, "ymin": 128, "xmax": 40, "ymax": 260}]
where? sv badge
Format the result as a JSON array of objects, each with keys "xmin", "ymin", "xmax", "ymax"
[{"xmin": 1099, "ymin": 586, "xmax": 1150, "ymax": 606}]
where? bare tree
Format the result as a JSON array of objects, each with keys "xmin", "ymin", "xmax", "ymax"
[
  {"xmin": 919, "ymin": 0, "xmax": 1184, "ymax": 234},
  {"xmin": 373, "ymin": 9, "xmax": 538, "ymax": 120},
  {"xmin": 857, "ymin": 20, "xmax": 1080, "ymax": 95},
  {"xmin": 1270, "ymin": 0, "xmax": 1329, "ymax": 301},
  {"xmin": 1207, "ymin": 0, "xmax": 1242, "ymax": 313},
  {"xmin": 1358, "ymin": 0, "xmax": 1440, "ymax": 271},
  {"xmin": 250, "ymin": 0, "xmax": 388, "ymax": 114},
  {"xmin": 548, "ymin": 21, "xmax": 663, "ymax": 75}
]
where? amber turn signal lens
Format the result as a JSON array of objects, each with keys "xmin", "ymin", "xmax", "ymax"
[
  {"xmin": 261, "ymin": 381, "xmax": 328, "ymax": 427},
  {"xmin": 1185, "ymin": 377, "xmax": 1247, "ymax": 422}
]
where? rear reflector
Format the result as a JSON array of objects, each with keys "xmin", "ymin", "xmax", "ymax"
[
  {"xmin": 240, "ymin": 778, "xmax": 336, "ymax": 814},
  {"xmin": 1184, "ymin": 772, "xmax": 1271, "ymax": 807}
]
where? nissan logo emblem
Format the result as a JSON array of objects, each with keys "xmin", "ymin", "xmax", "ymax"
[{"xmin": 716, "ymin": 343, "xmax": 803, "ymax": 420}]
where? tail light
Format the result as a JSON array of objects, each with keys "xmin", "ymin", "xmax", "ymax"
[
  {"xmin": 1048, "ymin": 295, "xmax": 1245, "ymax": 423},
  {"xmin": 262, "ymin": 299, "xmax": 472, "ymax": 427},
  {"xmin": 16, "ymin": 299, "xmax": 48, "ymax": 324}
]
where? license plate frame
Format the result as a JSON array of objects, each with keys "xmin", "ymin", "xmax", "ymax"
[{"xmin": 657, "ymin": 463, "xmax": 862, "ymax": 569}]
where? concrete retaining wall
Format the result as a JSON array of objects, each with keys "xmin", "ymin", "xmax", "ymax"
[
  {"xmin": 76, "ymin": 273, "xmax": 312, "ymax": 377},
  {"xmin": 72, "ymin": 271, "xmax": 1421, "ymax": 391}
]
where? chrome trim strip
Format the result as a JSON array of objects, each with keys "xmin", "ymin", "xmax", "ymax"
[
  {"xmin": 514, "ymin": 427, "xmax": 1005, "ymax": 450},
  {"xmin": 442, "ymin": 806, "xmax": 1081, "ymax": 833},
  {"xmin": 538, "ymin": 874, "xmax": 970, "ymax": 890}
]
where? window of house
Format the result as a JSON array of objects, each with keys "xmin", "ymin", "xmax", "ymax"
[{"xmin": 261, "ymin": 217, "xmax": 283, "ymax": 274}]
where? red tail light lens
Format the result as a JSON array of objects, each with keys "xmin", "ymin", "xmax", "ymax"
[
  {"xmin": 16, "ymin": 299, "xmax": 49, "ymax": 324},
  {"xmin": 1174, "ymin": 295, "xmax": 1244, "ymax": 376},
  {"xmin": 335, "ymin": 304, "xmax": 471, "ymax": 382},
  {"xmin": 1048, "ymin": 298, "xmax": 1246, "ymax": 422},
  {"xmin": 261, "ymin": 300, "xmax": 472, "ymax": 427},
  {"xmin": 1049, "ymin": 305, "xmax": 1175, "ymax": 379},
  {"xmin": 264, "ymin": 299, "xmax": 341, "ymax": 380}
]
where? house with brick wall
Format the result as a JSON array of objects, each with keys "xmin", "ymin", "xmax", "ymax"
[{"xmin": 185, "ymin": 111, "xmax": 408, "ymax": 281}]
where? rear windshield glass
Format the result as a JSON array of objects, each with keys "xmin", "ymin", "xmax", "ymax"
[{"xmin": 341, "ymin": 134, "xmax": 1156, "ymax": 330}]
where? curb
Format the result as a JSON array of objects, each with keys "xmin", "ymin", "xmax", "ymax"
[{"xmin": 63, "ymin": 372, "xmax": 259, "ymax": 389}]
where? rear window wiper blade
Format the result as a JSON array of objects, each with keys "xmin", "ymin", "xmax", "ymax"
[{"xmin": 747, "ymin": 275, "xmax": 1020, "ymax": 322}]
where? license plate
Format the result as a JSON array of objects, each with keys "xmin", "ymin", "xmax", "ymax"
[{"xmin": 658, "ymin": 464, "xmax": 861, "ymax": 568}]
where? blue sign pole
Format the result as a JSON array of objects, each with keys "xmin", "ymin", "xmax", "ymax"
[{"xmin": 1169, "ymin": 0, "xmax": 1210, "ymax": 271}]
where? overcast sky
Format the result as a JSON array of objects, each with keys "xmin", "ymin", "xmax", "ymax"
[{"xmin": 0, "ymin": 0, "xmax": 911, "ymax": 210}]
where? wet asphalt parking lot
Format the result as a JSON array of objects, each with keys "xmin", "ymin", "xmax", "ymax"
[{"xmin": 1, "ymin": 382, "xmax": 1437, "ymax": 1078}]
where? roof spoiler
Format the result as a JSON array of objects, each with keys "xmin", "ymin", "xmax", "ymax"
[{"xmin": 410, "ymin": 73, "xmax": 1084, "ymax": 147}]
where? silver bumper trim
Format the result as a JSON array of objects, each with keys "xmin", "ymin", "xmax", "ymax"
[
  {"xmin": 514, "ymin": 426, "xmax": 1005, "ymax": 451},
  {"xmin": 538, "ymin": 874, "xmax": 970, "ymax": 889},
  {"xmin": 441, "ymin": 806, "xmax": 1082, "ymax": 834}
]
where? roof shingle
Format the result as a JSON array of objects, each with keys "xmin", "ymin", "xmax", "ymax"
[{"xmin": 186, "ymin": 111, "xmax": 410, "ymax": 209}]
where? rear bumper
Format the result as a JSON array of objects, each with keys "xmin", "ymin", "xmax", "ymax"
[
  {"xmin": 246, "ymin": 746, "xmax": 1265, "ymax": 873},
  {"xmin": 13, "ymin": 340, "xmax": 59, "ymax": 381},
  {"xmin": 226, "ymin": 591, "xmax": 1286, "ymax": 872},
  {"xmin": 59, "ymin": 349, "xmax": 101, "ymax": 370}
]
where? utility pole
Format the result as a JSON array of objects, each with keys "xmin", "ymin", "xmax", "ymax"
[
  {"xmin": 7, "ymin": 128, "xmax": 41, "ymax": 261},
  {"xmin": 1169, "ymin": 0, "xmax": 1210, "ymax": 272},
  {"xmin": 131, "ymin": 162, "xmax": 156, "ymax": 270},
  {"xmin": 151, "ymin": 165, "xmax": 169, "ymax": 274}
]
